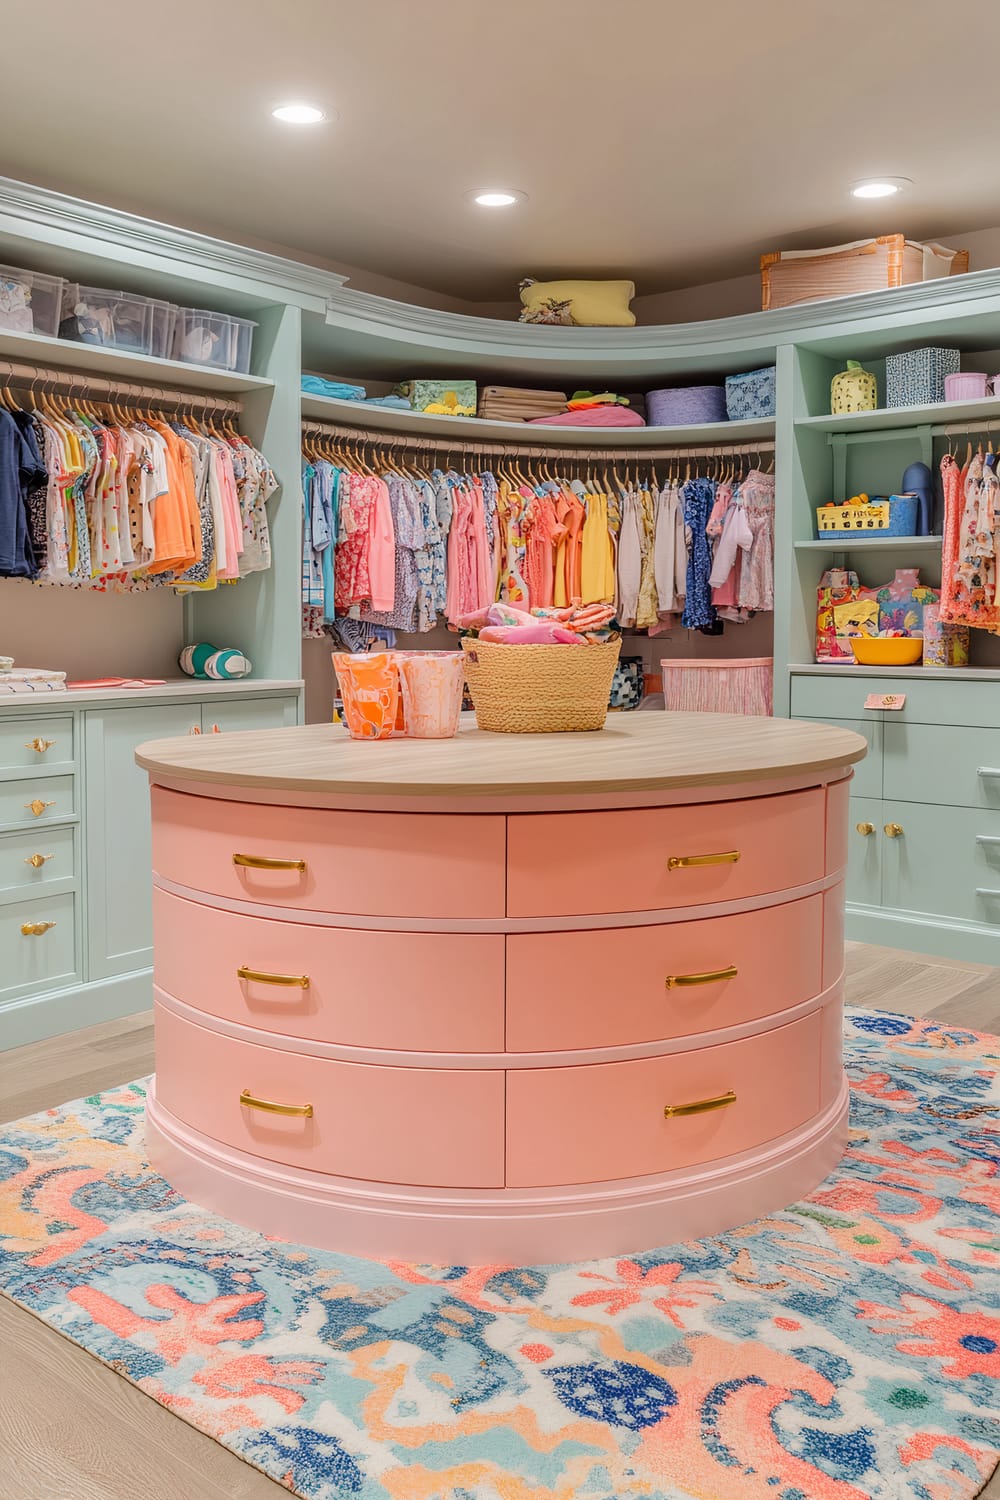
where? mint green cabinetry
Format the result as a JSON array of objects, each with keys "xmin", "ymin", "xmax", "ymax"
[
  {"xmin": 846, "ymin": 797, "xmax": 882, "ymax": 907},
  {"xmin": 882, "ymin": 722, "xmax": 1000, "ymax": 810},
  {"xmin": 84, "ymin": 704, "xmax": 200, "ymax": 981},
  {"xmin": 202, "ymin": 697, "xmax": 298, "ymax": 733}
]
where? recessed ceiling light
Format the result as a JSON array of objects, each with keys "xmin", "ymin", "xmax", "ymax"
[
  {"xmin": 271, "ymin": 102, "xmax": 327, "ymax": 125},
  {"xmin": 466, "ymin": 188, "xmax": 526, "ymax": 208},
  {"xmin": 850, "ymin": 177, "xmax": 912, "ymax": 199}
]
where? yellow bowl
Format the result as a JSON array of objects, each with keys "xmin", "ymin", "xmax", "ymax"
[{"xmin": 850, "ymin": 637, "xmax": 923, "ymax": 666}]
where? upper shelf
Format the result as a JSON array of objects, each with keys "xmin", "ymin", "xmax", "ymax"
[
  {"xmin": 796, "ymin": 395, "xmax": 1000, "ymax": 435},
  {"xmin": 0, "ymin": 328, "xmax": 274, "ymax": 396},
  {"xmin": 300, "ymin": 393, "xmax": 775, "ymax": 448}
]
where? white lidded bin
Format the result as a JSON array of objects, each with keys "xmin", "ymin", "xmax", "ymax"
[
  {"xmin": 174, "ymin": 307, "xmax": 256, "ymax": 373},
  {"xmin": 0, "ymin": 263, "xmax": 65, "ymax": 337},
  {"xmin": 60, "ymin": 284, "xmax": 158, "ymax": 354},
  {"xmin": 661, "ymin": 656, "xmax": 773, "ymax": 716}
]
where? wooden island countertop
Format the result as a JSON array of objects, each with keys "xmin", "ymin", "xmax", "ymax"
[{"xmin": 136, "ymin": 711, "xmax": 868, "ymax": 810}]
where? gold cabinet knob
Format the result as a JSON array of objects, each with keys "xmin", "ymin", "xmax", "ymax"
[
  {"xmin": 25, "ymin": 799, "xmax": 55, "ymax": 817},
  {"xmin": 25, "ymin": 853, "xmax": 54, "ymax": 869},
  {"xmin": 884, "ymin": 823, "xmax": 905, "ymax": 838},
  {"xmin": 856, "ymin": 822, "xmax": 875, "ymax": 836},
  {"xmin": 25, "ymin": 737, "xmax": 55, "ymax": 753},
  {"xmin": 21, "ymin": 920, "xmax": 56, "ymax": 936}
]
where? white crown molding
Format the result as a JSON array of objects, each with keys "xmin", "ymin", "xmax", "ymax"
[{"xmin": 0, "ymin": 176, "xmax": 347, "ymax": 304}]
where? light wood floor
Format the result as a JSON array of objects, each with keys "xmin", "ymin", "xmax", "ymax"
[{"xmin": 1, "ymin": 942, "xmax": 997, "ymax": 1500}]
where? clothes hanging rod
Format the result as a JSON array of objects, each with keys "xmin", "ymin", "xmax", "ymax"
[
  {"xmin": 935, "ymin": 419, "xmax": 1000, "ymax": 437},
  {"xmin": 0, "ymin": 359, "xmax": 243, "ymax": 414},
  {"xmin": 301, "ymin": 419, "xmax": 774, "ymax": 463}
]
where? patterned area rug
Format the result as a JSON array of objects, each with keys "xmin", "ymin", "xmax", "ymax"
[{"xmin": 1, "ymin": 1007, "xmax": 997, "ymax": 1500}]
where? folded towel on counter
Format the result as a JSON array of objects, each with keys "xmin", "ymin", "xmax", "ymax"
[
  {"xmin": 528, "ymin": 405, "xmax": 646, "ymax": 428},
  {"xmin": 0, "ymin": 679, "xmax": 67, "ymax": 693}
]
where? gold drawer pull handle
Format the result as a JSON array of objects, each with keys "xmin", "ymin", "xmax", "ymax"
[
  {"xmin": 664, "ymin": 1089, "xmax": 737, "ymax": 1119},
  {"xmin": 240, "ymin": 1089, "xmax": 313, "ymax": 1118},
  {"xmin": 26, "ymin": 737, "xmax": 55, "ymax": 753},
  {"xmin": 25, "ymin": 800, "xmax": 55, "ymax": 817},
  {"xmin": 856, "ymin": 822, "xmax": 875, "ymax": 836},
  {"xmin": 21, "ymin": 921, "xmax": 56, "ymax": 936},
  {"xmin": 665, "ymin": 964, "xmax": 738, "ymax": 990},
  {"xmin": 884, "ymin": 823, "xmax": 904, "ymax": 839},
  {"xmin": 237, "ymin": 965, "xmax": 310, "ymax": 989},
  {"xmin": 25, "ymin": 853, "xmax": 55, "ymax": 868},
  {"xmin": 667, "ymin": 850, "xmax": 740, "ymax": 871},
  {"xmin": 233, "ymin": 853, "xmax": 307, "ymax": 872}
]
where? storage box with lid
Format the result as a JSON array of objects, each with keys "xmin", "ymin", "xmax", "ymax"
[
  {"xmin": 724, "ymin": 366, "xmax": 776, "ymax": 420},
  {"xmin": 60, "ymin": 284, "xmax": 160, "ymax": 354},
  {"xmin": 0, "ymin": 264, "xmax": 64, "ymax": 338},
  {"xmin": 174, "ymin": 307, "xmax": 256, "ymax": 373},
  {"xmin": 760, "ymin": 237, "xmax": 968, "ymax": 311},
  {"xmin": 660, "ymin": 657, "xmax": 773, "ymax": 716},
  {"xmin": 885, "ymin": 346, "xmax": 960, "ymax": 407},
  {"xmin": 394, "ymin": 379, "xmax": 477, "ymax": 416}
]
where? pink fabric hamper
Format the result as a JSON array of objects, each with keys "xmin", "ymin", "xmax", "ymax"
[{"xmin": 661, "ymin": 656, "xmax": 773, "ymax": 716}]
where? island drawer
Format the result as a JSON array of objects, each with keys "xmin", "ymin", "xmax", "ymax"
[
  {"xmin": 505, "ymin": 894, "xmax": 824, "ymax": 1051},
  {"xmin": 154, "ymin": 999, "xmax": 506, "ymax": 1188},
  {"xmin": 151, "ymin": 787, "xmax": 506, "ymax": 919},
  {"xmin": 153, "ymin": 888, "xmax": 505, "ymax": 1052},
  {"xmin": 505, "ymin": 1010, "xmax": 823, "ymax": 1187},
  {"xmin": 506, "ymin": 788, "xmax": 826, "ymax": 917}
]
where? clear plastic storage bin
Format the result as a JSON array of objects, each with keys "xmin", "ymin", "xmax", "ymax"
[
  {"xmin": 149, "ymin": 298, "xmax": 178, "ymax": 359},
  {"xmin": 173, "ymin": 307, "xmax": 256, "ymax": 373},
  {"xmin": 60, "ymin": 284, "xmax": 159, "ymax": 354},
  {"xmin": 0, "ymin": 264, "xmax": 65, "ymax": 338}
]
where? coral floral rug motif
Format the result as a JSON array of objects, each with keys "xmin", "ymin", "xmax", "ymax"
[{"xmin": 0, "ymin": 1008, "xmax": 998, "ymax": 1500}]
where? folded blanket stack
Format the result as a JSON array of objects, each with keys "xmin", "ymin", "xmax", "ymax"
[
  {"xmin": 0, "ymin": 665, "xmax": 67, "ymax": 694},
  {"xmin": 478, "ymin": 386, "xmax": 568, "ymax": 422}
]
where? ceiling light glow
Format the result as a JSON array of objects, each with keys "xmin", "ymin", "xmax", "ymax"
[
  {"xmin": 272, "ymin": 102, "xmax": 326, "ymax": 125},
  {"xmin": 850, "ymin": 177, "xmax": 911, "ymax": 199},
  {"xmin": 467, "ymin": 188, "xmax": 526, "ymax": 208}
]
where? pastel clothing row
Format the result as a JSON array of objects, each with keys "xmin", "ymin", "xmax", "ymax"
[
  {"xmin": 0, "ymin": 402, "xmax": 275, "ymax": 591},
  {"xmin": 940, "ymin": 452, "xmax": 1000, "ymax": 632}
]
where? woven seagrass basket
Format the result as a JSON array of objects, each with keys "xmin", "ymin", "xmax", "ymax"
[{"xmin": 461, "ymin": 637, "xmax": 622, "ymax": 733}]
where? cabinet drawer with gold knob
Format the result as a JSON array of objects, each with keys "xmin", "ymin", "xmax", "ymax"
[
  {"xmin": 506, "ymin": 1011, "xmax": 823, "ymax": 1188},
  {"xmin": 0, "ymin": 717, "xmax": 73, "ymax": 775},
  {"xmin": 0, "ymin": 826, "xmax": 76, "ymax": 900},
  {"xmin": 0, "ymin": 775, "xmax": 75, "ymax": 829},
  {"xmin": 1, "ymin": 892, "xmax": 77, "ymax": 1000}
]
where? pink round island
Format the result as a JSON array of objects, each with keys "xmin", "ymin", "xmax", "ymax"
[{"xmin": 137, "ymin": 713, "xmax": 867, "ymax": 1265}]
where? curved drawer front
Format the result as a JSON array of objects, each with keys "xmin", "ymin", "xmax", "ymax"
[
  {"xmin": 507, "ymin": 788, "xmax": 826, "ymax": 917},
  {"xmin": 154, "ymin": 1001, "xmax": 505, "ymax": 1188},
  {"xmin": 151, "ymin": 787, "xmax": 506, "ymax": 919},
  {"xmin": 506, "ymin": 894, "xmax": 824, "ymax": 1052},
  {"xmin": 506, "ymin": 1011, "xmax": 823, "ymax": 1188},
  {"xmin": 153, "ymin": 888, "xmax": 505, "ymax": 1051}
]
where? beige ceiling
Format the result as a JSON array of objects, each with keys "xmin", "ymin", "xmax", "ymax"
[{"xmin": 4, "ymin": 0, "xmax": 998, "ymax": 305}]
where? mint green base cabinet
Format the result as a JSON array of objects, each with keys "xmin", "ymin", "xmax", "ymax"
[
  {"xmin": 846, "ymin": 797, "xmax": 882, "ymax": 908},
  {"xmin": 1, "ymin": 689, "xmax": 302, "ymax": 1050},
  {"xmin": 84, "ymin": 704, "xmax": 201, "ymax": 981}
]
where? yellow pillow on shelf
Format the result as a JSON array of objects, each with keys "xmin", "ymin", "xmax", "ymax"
[{"xmin": 518, "ymin": 277, "xmax": 636, "ymax": 327}]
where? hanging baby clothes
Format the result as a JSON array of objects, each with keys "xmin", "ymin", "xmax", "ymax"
[
  {"xmin": 616, "ymin": 488, "xmax": 642, "ymax": 627},
  {"xmin": 940, "ymin": 451, "xmax": 1000, "ymax": 631},
  {"xmin": 736, "ymin": 469, "xmax": 775, "ymax": 612},
  {"xmin": 634, "ymin": 484, "xmax": 659, "ymax": 629},
  {"xmin": 361, "ymin": 475, "xmax": 423, "ymax": 631},
  {"xmin": 708, "ymin": 480, "xmax": 753, "ymax": 615},
  {"xmin": 579, "ymin": 483, "xmax": 616, "ymax": 603},
  {"xmin": 2, "ymin": 400, "xmax": 275, "ymax": 591},
  {"xmin": 680, "ymin": 477, "xmax": 717, "ymax": 630},
  {"xmin": 653, "ymin": 480, "xmax": 687, "ymax": 620}
]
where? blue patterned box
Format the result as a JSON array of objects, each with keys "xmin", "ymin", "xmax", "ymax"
[
  {"xmin": 725, "ymin": 366, "xmax": 776, "ymax": 420},
  {"xmin": 885, "ymin": 347, "xmax": 959, "ymax": 407}
]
